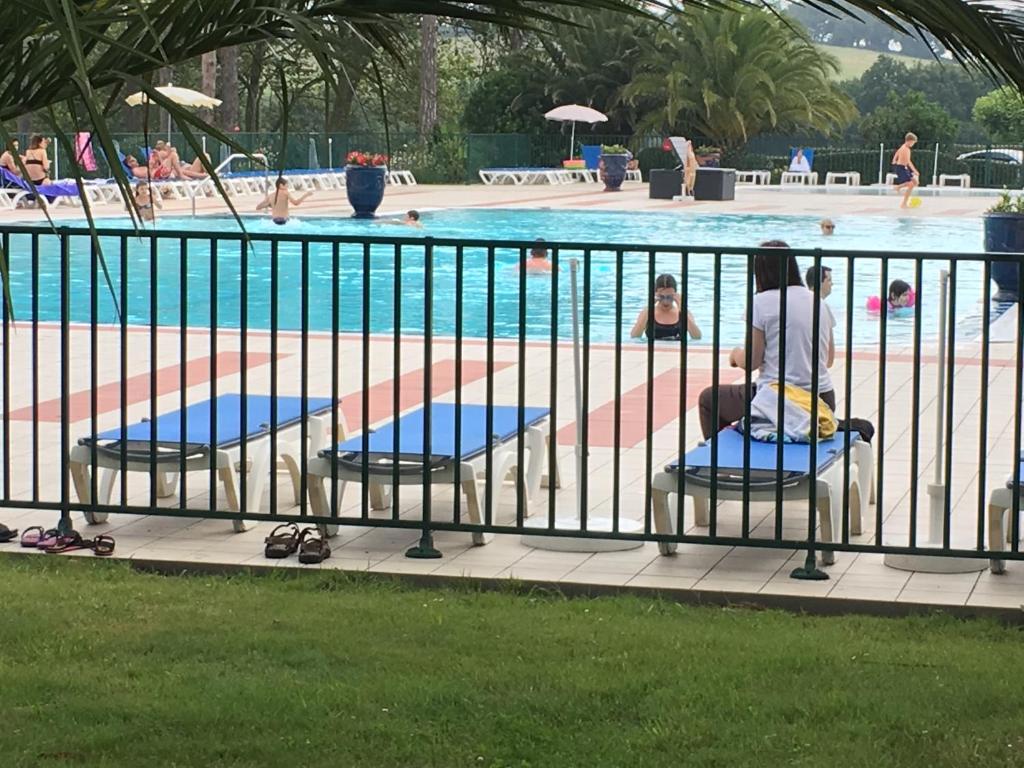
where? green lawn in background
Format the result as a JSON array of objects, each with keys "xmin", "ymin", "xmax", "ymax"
[
  {"xmin": 817, "ymin": 44, "xmax": 932, "ymax": 80},
  {"xmin": 2, "ymin": 555, "xmax": 1023, "ymax": 768}
]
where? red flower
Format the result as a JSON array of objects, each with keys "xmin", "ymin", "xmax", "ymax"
[{"xmin": 346, "ymin": 150, "xmax": 388, "ymax": 167}]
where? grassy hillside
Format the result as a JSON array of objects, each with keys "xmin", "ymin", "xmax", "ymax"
[{"xmin": 818, "ymin": 43, "xmax": 933, "ymax": 80}]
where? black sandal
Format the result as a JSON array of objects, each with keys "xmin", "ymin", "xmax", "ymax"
[
  {"xmin": 93, "ymin": 535, "xmax": 116, "ymax": 557},
  {"xmin": 297, "ymin": 527, "xmax": 331, "ymax": 565},
  {"xmin": 264, "ymin": 523, "xmax": 301, "ymax": 559},
  {"xmin": 0, "ymin": 524, "xmax": 17, "ymax": 543}
]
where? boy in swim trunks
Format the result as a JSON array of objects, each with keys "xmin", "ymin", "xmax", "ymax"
[
  {"xmin": 892, "ymin": 132, "xmax": 919, "ymax": 209},
  {"xmin": 256, "ymin": 177, "xmax": 312, "ymax": 224}
]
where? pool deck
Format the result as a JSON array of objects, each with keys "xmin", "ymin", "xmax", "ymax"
[
  {"xmin": 1, "ymin": 182, "xmax": 1022, "ymax": 617},
  {"xmin": 0, "ymin": 180, "xmax": 1000, "ymax": 223}
]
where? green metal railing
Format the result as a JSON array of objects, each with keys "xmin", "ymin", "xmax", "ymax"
[{"xmin": 1, "ymin": 222, "xmax": 1022, "ymax": 577}]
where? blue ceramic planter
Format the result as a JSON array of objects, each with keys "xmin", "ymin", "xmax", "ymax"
[
  {"xmin": 984, "ymin": 213, "xmax": 1024, "ymax": 301},
  {"xmin": 601, "ymin": 154, "xmax": 628, "ymax": 192},
  {"xmin": 345, "ymin": 165, "xmax": 386, "ymax": 218}
]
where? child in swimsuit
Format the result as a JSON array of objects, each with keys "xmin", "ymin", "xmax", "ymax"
[
  {"xmin": 132, "ymin": 182, "xmax": 161, "ymax": 222},
  {"xmin": 629, "ymin": 273, "xmax": 701, "ymax": 341},
  {"xmin": 867, "ymin": 279, "xmax": 915, "ymax": 314},
  {"xmin": 256, "ymin": 177, "xmax": 312, "ymax": 224},
  {"xmin": 891, "ymin": 132, "xmax": 919, "ymax": 208}
]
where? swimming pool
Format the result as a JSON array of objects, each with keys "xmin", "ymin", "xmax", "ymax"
[{"xmin": 2, "ymin": 209, "xmax": 989, "ymax": 345}]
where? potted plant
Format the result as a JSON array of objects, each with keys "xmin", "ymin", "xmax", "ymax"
[
  {"xmin": 599, "ymin": 144, "xmax": 630, "ymax": 192},
  {"xmin": 695, "ymin": 145, "xmax": 722, "ymax": 168},
  {"xmin": 345, "ymin": 151, "xmax": 388, "ymax": 218},
  {"xmin": 984, "ymin": 190, "xmax": 1024, "ymax": 301}
]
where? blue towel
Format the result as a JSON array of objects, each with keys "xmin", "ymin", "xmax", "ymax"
[
  {"xmin": 328, "ymin": 403, "xmax": 549, "ymax": 462},
  {"xmin": 670, "ymin": 427, "xmax": 861, "ymax": 475},
  {"xmin": 88, "ymin": 394, "xmax": 336, "ymax": 450}
]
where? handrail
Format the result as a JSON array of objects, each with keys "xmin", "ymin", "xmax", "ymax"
[{"xmin": 214, "ymin": 152, "xmax": 268, "ymax": 175}]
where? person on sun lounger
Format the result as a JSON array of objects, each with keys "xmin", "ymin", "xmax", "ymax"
[
  {"xmin": 0, "ymin": 140, "xmax": 21, "ymax": 178},
  {"xmin": 256, "ymin": 176, "xmax": 312, "ymax": 224}
]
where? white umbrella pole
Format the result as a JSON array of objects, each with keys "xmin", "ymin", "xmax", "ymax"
[
  {"xmin": 884, "ymin": 269, "xmax": 984, "ymax": 573},
  {"xmin": 569, "ymin": 259, "xmax": 583, "ymax": 518},
  {"xmin": 877, "ymin": 142, "xmax": 884, "ymax": 185},
  {"xmin": 932, "ymin": 143, "xmax": 940, "ymax": 187},
  {"xmin": 53, "ymin": 137, "xmax": 59, "ymax": 181},
  {"xmin": 569, "ymin": 121, "xmax": 576, "ymax": 160}
]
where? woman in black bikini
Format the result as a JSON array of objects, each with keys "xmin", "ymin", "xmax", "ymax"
[
  {"xmin": 23, "ymin": 135, "xmax": 51, "ymax": 184},
  {"xmin": 630, "ymin": 273, "xmax": 701, "ymax": 341}
]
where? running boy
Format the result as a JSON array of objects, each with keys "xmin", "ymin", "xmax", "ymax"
[
  {"xmin": 892, "ymin": 132, "xmax": 919, "ymax": 209},
  {"xmin": 256, "ymin": 177, "xmax": 312, "ymax": 224}
]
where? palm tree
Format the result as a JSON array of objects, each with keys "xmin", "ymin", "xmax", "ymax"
[{"xmin": 624, "ymin": 9, "xmax": 856, "ymax": 153}]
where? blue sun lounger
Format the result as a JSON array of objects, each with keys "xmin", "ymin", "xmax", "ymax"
[
  {"xmin": 0, "ymin": 168, "xmax": 81, "ymax": 206},
  {"xmin": 652, "ymin": 427, "xmax": 872, "ymax": 561},
  {"xmin": 306, "ymin": 403, "xmax": 556, "ymax": 545},
  {"xmin": 70, "ymin": 394, "xmax": 341, "ymax": 532},
  {"xmin": 987, "ymin": 460, "xmax": 1024, "ymax": 573}
]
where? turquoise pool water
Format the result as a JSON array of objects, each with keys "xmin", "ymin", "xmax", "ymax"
[{"xmin": 3, "ymin": 209, "xmax": 989, "ymax": 345}]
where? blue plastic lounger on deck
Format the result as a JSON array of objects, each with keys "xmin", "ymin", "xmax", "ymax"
[
  {"xmin": 651, "ymin": 427, "xmax": 873, "ymax": 562},
  {"xmin": 306, "ymin": 403, "xmax": 557, "ymax": 545},
  {"xmin": 0, "ymin": 168, "xmax": 80, "ymax": 205},
  {"xmin": 69, "ymin": 394, "xmax": 341, "ymax": 532},
  {"xmin": 986, "ymin": 460, "xmax": 1024, "ymax": 573}
]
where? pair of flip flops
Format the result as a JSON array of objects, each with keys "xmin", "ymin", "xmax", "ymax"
[
  {"xmin": 20, "ymin": 527, "xmax": 115, "ymax": 556},
  {"xmin": 264, "ymin": 523, "xmax": 331, "ymax": 564}
]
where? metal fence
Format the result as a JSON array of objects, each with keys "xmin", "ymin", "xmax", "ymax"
[{"xmin": 1, "ymin": 223, "xmax": 1023, "ymax": 576}]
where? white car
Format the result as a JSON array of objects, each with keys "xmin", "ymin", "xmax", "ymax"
[{"xmin": 956, "ymin": 149, "xmax": 1024, "ymax": 165}]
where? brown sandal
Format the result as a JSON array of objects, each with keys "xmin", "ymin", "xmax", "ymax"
[
  {"xmin": 264, "ymin": 523, "xmax": 300, "ymax": 559},
  {"xmin": 297, "ymin": 527, "xmax": 331, "ymax": 564}
]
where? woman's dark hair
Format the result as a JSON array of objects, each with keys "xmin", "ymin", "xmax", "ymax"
[
  {"xmin": 753, "ymin": 241, "xmax": 803, "ymax": 292},
  {"xmin": 888, "ymin": 279, "xmax": 911, "ymax": 300},
  {"xmin": 654, "ymin": 274, "xmax": 677, "ymax": 291},
  {"xmin": 407, "ymin": 210, "xmax": 420, "ymax": 221},
  {"xmin": 28, "ymin": 134, "xmax": 45, "ymax": 150}
]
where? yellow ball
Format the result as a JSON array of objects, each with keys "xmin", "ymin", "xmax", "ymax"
[{"xmin": 908, "ymin": 197, "xmax": 923, "ymax": 208}]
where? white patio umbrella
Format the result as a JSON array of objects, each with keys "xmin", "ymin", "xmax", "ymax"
[
  {"xmin": 125, "ymin": 84, "xmax": 222, "ymax": 140},
  {"xmin": 544, "ymin": 104, "xmax": 608, "ymax": 159}
]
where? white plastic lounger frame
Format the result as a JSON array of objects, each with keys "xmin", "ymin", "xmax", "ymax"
[
  {"xmin": 651, "ymin": 433, "xmax": 873, "ymax": 563},
  {"xmin": 987, "ymin": 470, "xmax": 1024, "ymax": 573},
  {"xmin": 736, "ymin": 170, "xmax": 771, "ymax": 185},
  {"xmin": 387, "ymin": 170, "xmax": 417, "ymax": 185},
  {"xmin": 70, "ymin": 395, "xmax": 345, "ymax": 533},
  {"xmin": 306, "ymin": 404, "xmax": 558, "ymax": 546},
  {"xmin": 781, "ymin": 171, "xmax": 819, "ymax": 186},
  {"xmin": 825, "ymin": 171, "xmax": 861, "ymax": 188}
]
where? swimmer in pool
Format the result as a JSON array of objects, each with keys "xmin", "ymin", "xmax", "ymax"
[
  {"xmin": 630, "ymin": 274, "xmax": 701, "ymax": 341},
  {"xmin": 132, "ymin": 182, "xmax": 162, "ymax": 222},
  {"xmin": 867, "ymin": 278, "xmax": 915, "ymax": 312},
  {"xmin": 819, "ymin": 218, "xmax": 835, "ymax": 236},
  {"xmin": 517, "ymin": 239, "xmax": 554, "ymax": 273},
  {"xmin": 256, "ymin": 177, "xmax": 312, "ymax": 224},
  {"xmin": 376, "ymin": 209, "xmax": 423, "ymax": 228}
]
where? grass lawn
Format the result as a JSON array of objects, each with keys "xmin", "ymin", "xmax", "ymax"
[
  {"xmin": 817, "ymin": 44, "xmax": 931, "ymax": 79},
  {"xmin": 3, "ymin": 555, "xmax": 1024, "ymax": 768}
]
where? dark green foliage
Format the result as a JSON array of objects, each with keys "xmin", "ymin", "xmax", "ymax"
[{"xmin": 859, "ymin": 90, "xmax": 959, "ymax": 145}]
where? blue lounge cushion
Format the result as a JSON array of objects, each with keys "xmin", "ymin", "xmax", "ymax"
[
  {"xmin": 326, "ymin": 403, "xmax": 549, "ymax": 465},
  {"xmin": 668, "ymin": 427, "xmax": 861, "ymax": 478},
  {"xmin": 84, "ymin": 394, "xmax": 336, "ymax": 453}
]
